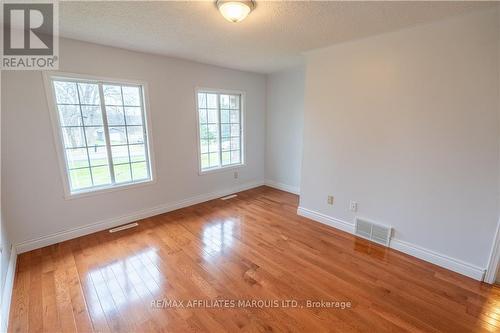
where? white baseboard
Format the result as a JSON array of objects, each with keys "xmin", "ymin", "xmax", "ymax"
[
  {"xmin": 1, "ymin": 247, "xmax": 17, "ymax": 332},
  {"xmin": 16, "ymin": 180, "xmax": 265, "ymax": 254},
  {"xmin": 483, "ymin": 217, "xmax": 500, "ymax": 284},
  {"xmin": 390, "ymin": 238, "xmax": 485, "ymax": 281},
  {"xmin": 265, "ymin": 179, "xmax": 300, "ymax": 195},
  {"xmin": 297, "ymin": 207, "xmax": 355, "ymax": 234},
  {"xmin": 297, "ymin": 206, "xmax": 486, "ymax": 281}
]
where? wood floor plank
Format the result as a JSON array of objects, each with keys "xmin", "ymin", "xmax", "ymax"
[
  {"xmin": 58, "ymin": 240, "xmax": 95, "ymax": 333},
  {"xmin": 8, "ymin": 186, "xmax": 500, "ymax": 332},
  {"xmin": 27, "ymin": 252, "xmax": 43, "ymax": 333},
  {"xmin": 8, "ymin": 266, "xmax": 30, "ymax": 333},
  {"xmin": 72, "ymin": 238, "xmax": 111, "ymax": 333},
  {"xmin": 41, "ymin": 270, "xmax": 62, "ymax": 333}
]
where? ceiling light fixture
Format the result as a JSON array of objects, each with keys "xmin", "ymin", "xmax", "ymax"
[{"xmin": 217, "ymin": 0, "xmax": 254, "ymax": 23}]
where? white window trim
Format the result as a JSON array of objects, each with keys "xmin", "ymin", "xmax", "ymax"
[
  {"xmin": 194, "ymin": 87, "xmax": 246, "ymax": 175},
  {"xmin": 42, "ymin": 71, "xmax": 157, "ymax": 200}
]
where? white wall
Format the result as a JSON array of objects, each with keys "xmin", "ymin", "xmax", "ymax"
[
  {"xmin": 0, "ymin": 220, "xmax": 14, "ymax": 333},
  {"xmin": 0, "ymin": 217, "xmax": 10, "ymax": 302},
  {"xmin": 265, "ymin": 67, "xmax": 305, "ymax": 193},
  {"xmin": 3, "ymin": 8, "xmax": 499, "ymax": 282},
  {"xmin": 300, "ymin": 8, "xmax": 499, "ymax": 271},
  {"xmin": 1, "ymin": 71, "xmax": 15, "ymax": 332},
  {"xmin": 497, "ymin": 6, "xmax": 500, "ymax": 281},
  {"xmin": 2, "ymin": 38, "xmax": 266, "ymax": 247},
  {"xmin": 493, "ymin": 6, "xmax": 500, "ymax": 283}
]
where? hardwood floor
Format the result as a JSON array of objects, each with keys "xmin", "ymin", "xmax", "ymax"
[{"xmin": 8, "ymin": 186, "xmax": 500, "ymax": 332}]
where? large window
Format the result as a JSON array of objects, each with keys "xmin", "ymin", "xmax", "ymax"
[
  {"xmin": 46, "ymin": 74, "xmax": 153, "ymax": 195},
  {"xmin": 196, "ymin": 90, "xmax": 244, "ymax": 173}
]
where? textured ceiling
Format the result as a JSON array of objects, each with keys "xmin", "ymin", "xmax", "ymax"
[{"xmin": 59, "ymin": 1, "xmax": 496, "ymax": 73}]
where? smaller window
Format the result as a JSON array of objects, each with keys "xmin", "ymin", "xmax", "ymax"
[
  {"xmin": 46, "ymin": 74, "xmax": 154, "ymax": 196},
  {"xmin": 196, "ymin": 90, "xmax": 244, "ymax": 173}
]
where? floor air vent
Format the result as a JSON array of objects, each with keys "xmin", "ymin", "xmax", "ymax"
[
  {"xmin": 354, "ymin": 217, "xmax": 392, "ymax": 246},
  {"xmin": 109, "ymin": 222, "xmax": 138, "ymax": 233},
  {"xmin": 220, "ymin": 194, "xmax": 237, "ymax": 200}
]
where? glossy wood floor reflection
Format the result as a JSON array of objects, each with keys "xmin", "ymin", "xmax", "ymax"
[{"xmin": 8, "ymin": 187, "xmax": 500, "ymax": 332}]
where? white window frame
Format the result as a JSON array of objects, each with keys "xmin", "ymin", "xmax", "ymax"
[
  {"xmin": 195, "ymin": 87, "xmax": 246, "ymax": 175},
  {"xmin": 43, "ymin": 71, "xmax": 157, "ymax": 199}
]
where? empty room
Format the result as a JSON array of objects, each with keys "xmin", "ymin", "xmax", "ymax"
[{"xmin": 2, "ymin": 0, "xmax": 500, "ymax": 332}]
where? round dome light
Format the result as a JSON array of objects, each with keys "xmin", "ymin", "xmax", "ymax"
[{"xmin": 217, "ymin": 0, "xmax": 254, "ymax": 23}]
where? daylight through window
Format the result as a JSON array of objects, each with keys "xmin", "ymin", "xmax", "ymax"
[
  {"xmin": 197, "ymin": 91, "xmax": 243, "ymax": 172},
  {"xmin": 49, "ymin": 76, "xmax": 152, "ymax": 194}
]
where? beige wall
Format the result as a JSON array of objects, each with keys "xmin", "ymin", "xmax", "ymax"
[
  {"xmin": 300, "ymin": 8, "xmax": 499, "ymax": 269},
  {"xmin": 265, "ymin": 67, "xmax": 305, "ymax": 193},
  {"xmin": 2, "ymin": 38, "xmax": 266, "ymax": 247}
]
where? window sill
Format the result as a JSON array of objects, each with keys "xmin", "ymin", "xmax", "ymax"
[
  {"xmin": 64, "ymin": 178, "xmax": 156, "ymax": 200},
  {"xmin": 198, "ymin": 163, "xmax": 245, "ymax": 176}
]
